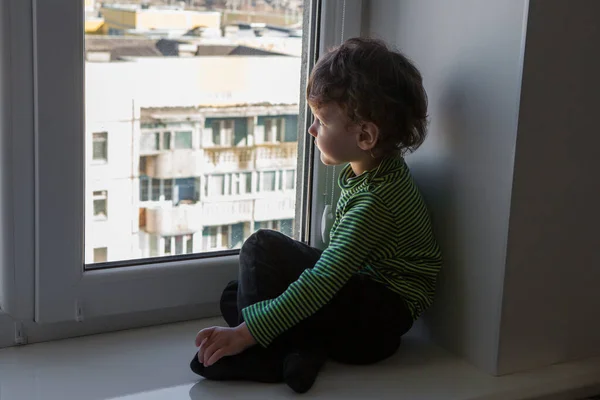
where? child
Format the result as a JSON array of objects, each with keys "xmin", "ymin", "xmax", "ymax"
[{"xmin": 190, "ymin": 37, "xmax": 442, "ymax": 394}]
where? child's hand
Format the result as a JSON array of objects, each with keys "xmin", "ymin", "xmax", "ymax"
[{"xmin": 195, "ymin": 322, "xmax": 257, "ymax": 366}]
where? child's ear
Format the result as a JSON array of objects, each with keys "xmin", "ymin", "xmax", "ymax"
[{"xmin": 357, "ymin": 122, "xmax": 380, "ymax": 151}]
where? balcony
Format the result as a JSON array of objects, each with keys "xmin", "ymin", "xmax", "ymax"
[
  {"xmin": 202, "ymin": 142, "xmax": 298, "ymax": 173},
  {"xmin": 255, "ymin": 142, "xmax": 298, "ymax": 170},
  {"xmin": 141, "ymin": 150, "xmax": 199, "ymax": 179},
  {"xmin": 201, "ymin": 199, "xmax": 254, "ymax": 226},
  {"xmin": 200, "ymin": 195, "xmax": 295, "ymax": 227},
  {"xmin": 143, "ymin": 204, "xmax": 201, "ymax": 235},
  {"xmin": 202, "ymin": 146, "xmax": 254, "ymax": 173},
  {"xmin": 254, "ymin": 194, "xmax": 296, "ymax": 222}
]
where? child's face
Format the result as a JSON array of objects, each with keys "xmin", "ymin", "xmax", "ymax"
[{"xmin": 308, "ymin": 103, "xmax": 363, "ymax": 166}]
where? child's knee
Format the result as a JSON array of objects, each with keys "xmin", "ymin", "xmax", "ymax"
[{"xmin": 241, "ymin": 229, "xmax": 285, "ymax": 255}]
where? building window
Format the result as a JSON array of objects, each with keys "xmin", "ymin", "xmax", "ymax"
[
  {"xmin": 210, "ymin": 120, "xmax": 234, "ymax": 147},
  {"xmin": 140, "ymin": 177, "xmax": 199, "ymax": 203},
  {"xmin": 261, "ymin": 171, "xmax": 277, "ymax": 192},
  {"xmin": 163, "ymin": 131, "xmax": 172, "ymax": 150},
  {"xmin": 163, "ymin": 235, "xmax": 194, "ymax": 256},
  {"xmin": 174, "ymin": 131, "xmax": 193, "ymax": 149},
  {"xmin": 202, "ymin": 225, "xmax": 230, "ymax": 251},
  {"xmin": 284, "ymin": 169, "xmax": 295, "ymax": 190},
  {"xmin": 255, "ymin": 219, "xmax": 294, "ymax": 237},
  {"xmin": 232, "ymin": 174, "xmax": 241, "ymax": 195},
  {"xmin": 151, "ymin": 179, "xmax": 161, "ymax": 201},
  {"xmin": 93, "ymin": 190, "xmax": 108, "ymax": 220},
  {"xmin": 92, "ymin": 131, "xmax": 108, "ymax": 162},
  {"xmin": 244, "ymin": 172, "xmax": 253, "ymax": 194},
  {"xmin": 93, "ymin": 247, "xmax": 108, "ymax": 263},
  {"xmin": 230, "ymin": 172, "xmax": 253, "ymax": 195},
  {"xmin": 140, "ymin": 177, "xmax": 151, "ymax": 202},
  {"xmin": 141, "ymin": 131, "xmax": 177, "ymax": 153},
  {"xmin": 207, "ymin": 174, "xmax": 225, "ymax": 196},
  {"xmin": 164, "ymin": 237, "xmax": 172, "ymax": 255},
  {"xmin": 163, "ymin": 179, "xmax": 173, "ymax": 201},
  {"xmin": 265, "ymin": 118, "xmax": 284, "ymax": 143}
]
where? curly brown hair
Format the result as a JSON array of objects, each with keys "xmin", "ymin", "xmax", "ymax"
[{"xmin": 307, "ymin": 37, "xmax": 428, "ymax": 155}]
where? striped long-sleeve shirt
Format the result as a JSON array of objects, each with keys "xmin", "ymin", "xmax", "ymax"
[{"xmin": 242, "ymin": 155, "xmax": 442, "ymax": 347}]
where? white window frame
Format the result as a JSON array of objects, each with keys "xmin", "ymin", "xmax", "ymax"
[{"xmin": 0, "ymin": 0, "xmax": 361, "ymax": 346}]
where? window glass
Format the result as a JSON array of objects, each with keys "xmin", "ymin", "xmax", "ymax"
[
  {"xmin": 163, "ymin": 132, "xmax": 171, "ymax": 150},
  {"xmin": 92, "ymin": 132, "xmax": 108, "ymax": 161},
  {"xmin": 262, "ymin": 171, "xmax": 277, "ymax": 192},
  {"xmin": 175, "ymin": 131, "xmax": 193, "ymax": 149},
  {"xmin": 93, "ymin": 247, "xmax": 108, "ymax": 263},
  {"xmin": 93, "ymin": 190, "xmax": 108, "ymax": 219},
  {"xmin": 285, "ymin": 170, "xmax": 295, "ymax": 190},
  {"xmin": 84, "ymin": 0, "xmax": 304, "ymax": 265}
]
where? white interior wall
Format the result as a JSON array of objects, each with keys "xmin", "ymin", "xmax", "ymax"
[
  {"xmin": 363, "ymin": 0, "xmax": 528, "ymax": 374},
  {"xmin": 498, "ymin": 0, "xmax": 600, "ymax": 374},
  {"xmin": 364, "ymin": 0, "xmax": 600, "ymax": 376}
]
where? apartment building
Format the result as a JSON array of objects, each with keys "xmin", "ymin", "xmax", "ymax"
[
  {"xmin": 85, "ymin": 53, "xmax": 301, "ymax": 264},
  {"xmin": 98, "ymin": 4, "xmax": 221, "ymax": 36}
]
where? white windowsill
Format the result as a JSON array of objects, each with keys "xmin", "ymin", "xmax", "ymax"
[{"xmin": 1, "ymin": 317, "xmax": 599, "ymax": 400}]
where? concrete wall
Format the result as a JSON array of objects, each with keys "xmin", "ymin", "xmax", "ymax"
[
  {"xmin": 498, "ymin": 0, "xmax": 600, "ymax": 373},
  {"xmin": 364, "ymin": 0, "xmax": 528, "ymax": 374}
]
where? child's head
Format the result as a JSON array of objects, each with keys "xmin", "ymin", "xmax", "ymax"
[{"xmin": 306, "ymin": 37, "xmax": 428, "ymax": 166}]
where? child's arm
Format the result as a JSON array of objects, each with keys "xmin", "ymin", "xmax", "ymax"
[{"xmin": 242, "ymin": 193, "xmax": 396, "ymax": 347}]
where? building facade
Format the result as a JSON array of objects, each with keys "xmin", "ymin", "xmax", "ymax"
[{"xmin": 85, "ymin": 55, "xmax": 301, "ymax": 264}]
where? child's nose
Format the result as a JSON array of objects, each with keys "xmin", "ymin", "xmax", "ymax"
[{"xmin": 308, "ymin": 122, "xmax": 318, "ymax": 138}]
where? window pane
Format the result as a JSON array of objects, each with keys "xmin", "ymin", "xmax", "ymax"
[
  {"xmin": 163, "ymin": 132, "xmax": 171, "ymax": 150},
  {"xmin": 164, "ymin": 237, "xmax": 172, "ymax": 255},
  {"xmin": 175, "ymin": 235, "xmax": 184, "ymax": 255},
  {"xmin": 151, "ymin": 179, "xmax": 160, "ymax": 201},
  {"xmin": 233, "ymin": 174, "xmax": 240, "ymax": 195},
  {"xmin": 280, "ymin": 219, "xmax": 294, "ymax": 237},
  {"xmin": 211, "ymin": 121, "xmax": 221, "ymax": 146},
  {"xmin": 209, "ymin": 174, "xmax": 225, "ymax": 196},
  {"xmin": 93, "ymin": 190, "xmax": 107, "ymax": 219},
  {"xmin": 221, "ymin": 226, "xmax": 230, "ymax": 248},
  {"xmin": 209, "ymin": 227, "xmax": 217, "ymax": 249},
  {"xmin": 140, "ymin": 177, "xmax": 150, "ymax": 201},
  {"xmin": 94, "ymin": 248, "xmax": 108, "ymax": 263},
  {"xmin": 244, "ymin": 172, "xmax": 253, "ymax": 193},
  {"xmin": 262, "ymin": 171, "xmax": 276, "ymax": 192},
  {"xmin": 84, "ymin": 1, "xmax": 305, "ymax": 265},
  {"xmin": 175, "ymin": 131, "xmax": 193, "ymax": 149},
  {"xmin": 163, "ymin": 179, "xmax": 173, "ymax": 201},
  {"xmin": 92, "ymin": 132, "xmax": 107, "ymax": 161},
  {"xmin": 285, "ymin": 170, "xmax": 295, "ymax": 190},
  {"xmin": 186, "ymin": 235, "xmax": 193, "ymax": 254}
]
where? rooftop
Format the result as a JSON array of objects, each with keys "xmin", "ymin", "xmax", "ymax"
[{"xmin": 85, "ymin": 36, "xmax": 290, "ymax": 61}]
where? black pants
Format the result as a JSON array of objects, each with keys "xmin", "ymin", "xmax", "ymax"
[{"xmin": 220, "ymin": 229, "xmax": 414, "ymax": 365}]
